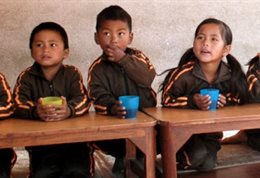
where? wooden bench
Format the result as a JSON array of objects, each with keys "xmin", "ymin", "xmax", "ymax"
[
  {"xmin": 0, "ymin": 111, "xmax": 157, "ymax": 178},
  {"xmin": 144, "ymin": 104, "xmax": 260, "ymax": 178}
]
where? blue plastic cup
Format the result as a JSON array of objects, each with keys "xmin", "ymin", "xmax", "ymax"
[
  {"xmin": 200, "ymin": 88, "xmax": 219, "ymax": 111},
  {"xmin": 119, "ymin": 95, "xmax": 139, "ymax": 119}
]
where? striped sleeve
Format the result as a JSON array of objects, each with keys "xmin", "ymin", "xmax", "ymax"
[
  {"xmin": 118, "ymin": 48, "xmax": 156, "ymax": 87},
  {"xmin": 65, "ymin": 65, "xmax": 90, "ymax": 117},
  {"xmin": 247, "ymin": 63, "xmax": 260, "ymax": 101},
  {"xmin": 161, "ymin": 62, "xmax": 194, "ymax": 108},
  {"xmin": 87, "ymin": 58, "xmax": 116, "ymax": 115},
  {"xmin": 13, "ymin": 67, "xmax": 37, "ymax": 119},
  {"xmin": 0, "ymin": 73, "xmax": 13, "ymax": 118}
]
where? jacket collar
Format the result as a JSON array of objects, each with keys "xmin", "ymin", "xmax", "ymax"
[
  {"xmin": 29, "ymin": 62, "xmax": 64, "ymax": 79},
  {"xmin": 192, "ymin": 60, "xmax": 231, "ymax": 83}
]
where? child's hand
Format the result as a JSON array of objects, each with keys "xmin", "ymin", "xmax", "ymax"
[
  {"xmin": 193, "ymin": 93, "xmax": 211, "ymax": 111},
  {"xmin": 110, "ymin": 101, "xmax": 126, "ymax": 118},
  {"xmin": 217, "ymin": 94, "xmax": 226, "ymax": 108},
  {"xmin": 36, "ymin": 98, "xmax": 51, "ymax": 121},
  {"xmin": 49, "ymin": 96, "xmax": 71, "ymax": 121},
  {"xmin": 105, "ymin": 44, "xmax": 125, "ymax": 62},
  {"xmin": 37, "ymin": 96, "xmax": 71, "ymax": 122}
]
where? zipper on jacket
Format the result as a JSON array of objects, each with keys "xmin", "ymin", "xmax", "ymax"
[
  {"xmin": 121, "ymin": 66, "xmax": 141, "ymax": 108},
  {"xmin": 49, "ymin": 83, "xmax": 54, "ymax": 95}
]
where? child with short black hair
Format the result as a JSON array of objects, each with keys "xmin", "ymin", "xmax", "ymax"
[
  {"xmin": 13, "ymin": 22, "xmax": 93, "ymax": 178},
  {"xmin": 0, "ymin": 73, "xmax": 16, "ymax": 178},
  {"xmin": 161, "ymin": 18, "xmax": 249, "ymax": 171},
  {"xmin": 88, "ymin": 5, "xmax": 156, "ymax": 177}
]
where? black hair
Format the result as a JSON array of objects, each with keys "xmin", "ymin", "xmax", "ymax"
[
  {"xmin": 247, "ymin": 55, "xmax": 260, "ymax": 67},
  {"xmin": 96, "ymin": 5, "xmax": 132, "ymax": 32},
  {"xmin": 226, "ymin": 54, "xmax": 249, "ymax": 104},
  {"xmin": 178, "ymin": 18, "xmax": 233, "ymax": 66},
  {"xmin": 29, "ymin": 22, "xmax": 69, "ymax": 49},
  {"xmin": 160, "ymin": 18, "xmax": 249, "ymax": 104}
]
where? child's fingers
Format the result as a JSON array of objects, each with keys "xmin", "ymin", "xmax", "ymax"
[
  {"xmin": 37, "ymin": 97, "xmax": 43, "ymax": 104},
  {"xmin": 198, "ymin": 99, "xmax": 211, "ymax": 111},
  {"xmin": 60, "ymin": 96, "xmax": 67, "ymax": 105},
  {"xmin": 217, "ymin": 94, "xmax": 227, "ymax": 108},
  {"xmin": 116, "ymin": 105, "xmax": 126, "ymax": 118},
  {"xmin": 194, "ymin": 94, "xmax": 211, "ymax": 110},
  {"xmin": 217, "ymin": 101, "xmax": 224, "ymax": 108}
]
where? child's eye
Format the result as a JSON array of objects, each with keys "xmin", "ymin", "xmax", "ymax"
[
  {"xmin": 35, "ymin": 43, "xmax": 43, "ymax": 48},
  {"xmin": 196, "ymin": 35, "xmax": 204, "ymax": 40},
  {"xmin": 212, "ymin": 37, "xmax": 218, "ymax": 42},
  {"xmin": 118, "ymin": 32, "xmax": 125, "ymax": 36},
  {"xmin": 50, "ymin": 43, "xmax": 57, "ymax": 47},
  {"xmin": 103, "ymin": 32, "xmax": 110, "ymax": 36}
]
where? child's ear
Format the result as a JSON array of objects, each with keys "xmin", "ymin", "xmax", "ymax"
[
  {"xmin": 94, "ymin": 32, "xmax": 99, "ymax": 45},
  {"xmin": 63, "ymin": 49, "xmax": 69, "ymax": 59},
  {"xmin": 223, "ymin": 45, "xmax": 231, "ymax": 57},
  {"xmin": 128, "ymin": 32, "xmax": 134, "ymax": 44}
]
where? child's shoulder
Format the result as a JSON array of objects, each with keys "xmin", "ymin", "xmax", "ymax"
[
  {"xmin": 0, "ymin": 72, "xmax": 6, "ymax": 78},
  {"xmin": 247, "ymin": 55, "xmax": 260, "ymax": 71},
  {"xmin": 165, "ymin": 61, "xmax": 196, "ymax": 82},
  {"xmin": 63, "ymin": 64, "xmax": 82, "ymax": 75},
  {"xmin": 63, "ymin": 64, "xmax": 80, "ymax": 71},
  {"xmin": 17, "ymin": 65, "xmax": 34, "ymax": 78},
  {"xmin": 126, "ymin": 47, "xmax": 142, "ymax": 53},
  {"xmin": 0, "ymin": 72, "xmax": 8, "ymax": 84},
  {"xmin": 178, "ymin": 61, "xmax": 196, "ymax": 73},
  {"xmin": 126, "ymin": 47, "xmax": 146, "ymax": 57},
  {"xmin": 88, "ymin": 56, "xmax": 104, "ymax": 71}
]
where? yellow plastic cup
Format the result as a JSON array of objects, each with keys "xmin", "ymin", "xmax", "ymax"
[{"xmin": 42, "ymin": 96, "xmax": 62, "ymax": 106}]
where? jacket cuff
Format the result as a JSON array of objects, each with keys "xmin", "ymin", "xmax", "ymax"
[
  {"xmin": 188, "ymin": 95, "xmax": 198, "ymax": 109},
  {"xmin": 32, "ymin": 107, "xmax": 39, "ymax": 119},
  {"xmin": 107, "ymin": 103, "xmax": 116, "ymax": 115},
  {"xmin": 68, "ymin": 104, "xmax": 74, "ymax": 118}
]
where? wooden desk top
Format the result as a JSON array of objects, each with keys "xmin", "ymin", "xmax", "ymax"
[
  {"xmin": 145, "ymin": 105, "xmax": 260, "ymax": 178},
  {"xmin": 0, "ymin": 111, "xmax": 156, "ymax": 148},
  {"xmin": 144, "ymin": 104, "xmax": 260, "ymax": 126}
]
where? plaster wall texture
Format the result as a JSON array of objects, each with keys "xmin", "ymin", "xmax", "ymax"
[{"xmin": 0, "ymin": 0, "xmax": 259, "ymax": 105}]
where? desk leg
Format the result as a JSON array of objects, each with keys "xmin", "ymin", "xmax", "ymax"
[
  {"xmin": 160, "ymin": 124, "xmax": 177, "ymax": 178},
  {"xmin": 129, "ymin": 127, "xmax": 156, "ymax": 178},
  {"xmin": 160, "ymin": 124, "xmax": 193, "ymax": 178},
  {"xmin": 126, "ymin": 139, "xmax": 136, "ymax": 178}
]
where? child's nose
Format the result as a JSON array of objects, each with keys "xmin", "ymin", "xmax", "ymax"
[
  {"xmin": 203, "ymin": 38, "xmax": 210, "ymax": 46},
  {"xmin": 111, "ymin": 34, "xmax": 118, "ymax": 44},
  {"xmin": 43, "ymin": 45, "xmax": 50, "ymax": 51}
]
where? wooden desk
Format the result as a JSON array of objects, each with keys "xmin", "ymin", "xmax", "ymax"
[
  {"xmin": 144, "ymin": 104, "xmax": 260, "ymax": 178},
  {"xmin": 0, "ymin": 111, "xmax": 156, "ymax": 178}
]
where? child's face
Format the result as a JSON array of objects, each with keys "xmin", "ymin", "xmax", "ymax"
[
  {"xmin": 31, "ymin": 30, "xmax": 69, "ymax": 68},
  {"xmin": 95, "ymin": 20, "xmax": 133, "ymax": 52},
  {"xmin": 193, "ymin": 23, "xmax": 230, "ymax": 65}
]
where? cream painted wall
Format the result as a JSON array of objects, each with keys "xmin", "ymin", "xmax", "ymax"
[{"xmin": 0, "ymin": 0, "xmax": 259, "ymax": 105}]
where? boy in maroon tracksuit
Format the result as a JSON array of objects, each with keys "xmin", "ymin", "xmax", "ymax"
[
  {"xmin": 13, "ymin": 22, "xmax": 93, "ymax": 178},
  {"xmin": 88, "ymin": 5, "xmax": 156, "ymax": 177}
]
